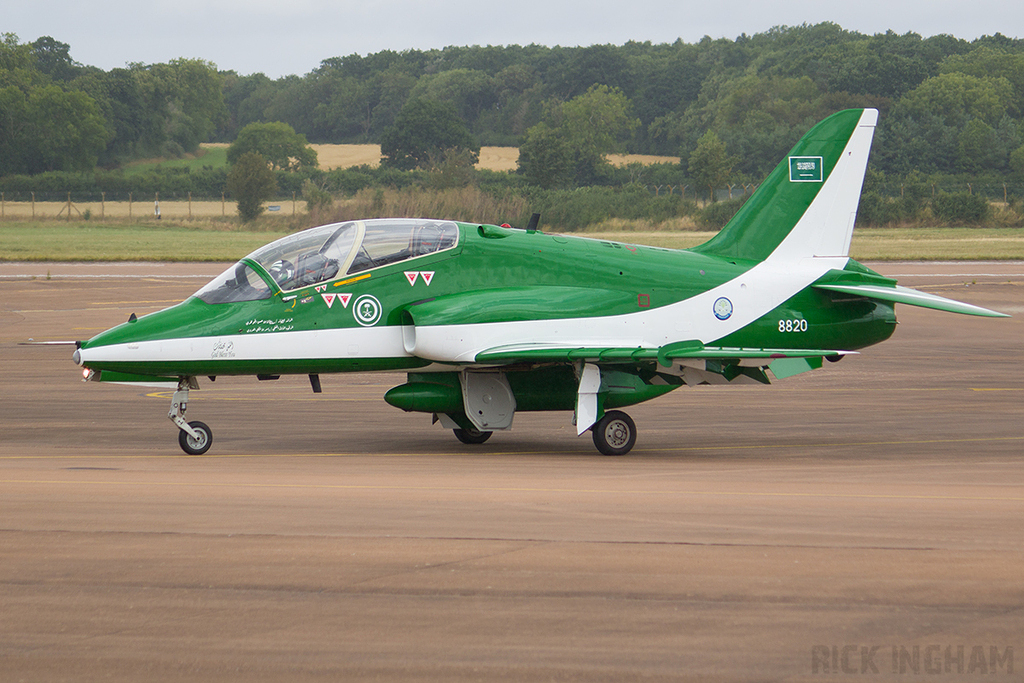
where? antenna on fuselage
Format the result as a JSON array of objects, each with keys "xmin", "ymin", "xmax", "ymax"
[{"xmin": 526, "ymin": 213, "xmax": 541, "ymax": 234}]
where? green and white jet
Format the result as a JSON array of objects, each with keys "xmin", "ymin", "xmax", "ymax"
[{"xmin": 73, "ymin": 108, "xmax": 1008, "ymax": 456}]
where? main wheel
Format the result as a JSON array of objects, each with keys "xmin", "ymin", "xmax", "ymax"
[
  {"xmin": 453, "ymin": 428, "xmax": 492, "ymax": 445},
  {"xmin": 178, "ymin": 420, "xmax": 213, "ymax": 455},
  {"xmin": 591, "ymin": 411, "xmax": 636, "ymax": 455}
]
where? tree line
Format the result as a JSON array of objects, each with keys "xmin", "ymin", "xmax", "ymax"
[
  {"xmin": 2, "ymin": 25, "xmax": 1024, "ymax": 226},
  {"xmin": 220, "ymin": 23, "xmax": 1024, "ymax": 183}
]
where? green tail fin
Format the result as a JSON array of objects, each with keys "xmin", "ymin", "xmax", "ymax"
[{"xmin": 691, "ymin": 108, "xmax": 877, "ymax": 263}]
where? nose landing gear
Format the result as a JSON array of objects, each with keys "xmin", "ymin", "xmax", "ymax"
[{"xmin": 168, "ymin": 377, "xmax": 213, "ymax": 455}]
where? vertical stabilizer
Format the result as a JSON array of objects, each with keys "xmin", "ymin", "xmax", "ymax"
[{"xmin": 691, "ymin": 109, "xmax": 877, "ymax": 264}]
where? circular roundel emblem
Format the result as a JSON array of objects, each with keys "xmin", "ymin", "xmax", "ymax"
[
  {"xmin": 353, "ymin": 294, "xmax": 382, "ymax": 326},
  {"xmin": 713, "ymin": 296, "xmax": 733, "ymax": 321}
]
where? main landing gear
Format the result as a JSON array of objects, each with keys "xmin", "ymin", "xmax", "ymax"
[
  {"xmin": 453, "ymin": 427, "xmax": 492, "ymax": 444},
  {"xmin": 168, "ymin": 378, "xmax": 213, "ymax": 455},
  {"xmin": 591, "ymin": 410, "xmax": 637, "ymax": 456},
  {"xmin": 447, "ymin": 409, "xmax": 638, "ymax": 455}
]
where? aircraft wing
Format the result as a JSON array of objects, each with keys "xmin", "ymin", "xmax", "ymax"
[
  {"xmin": 475, "ymin": 342, "xmax": 854, "ymax": 365},
  {"xmin": 475, "ymin": 342, "xmax": 856, "ymax": 385},
  {"xmin": 813, "ymin": 283, "xmax": 1009, "ymax": 318}
]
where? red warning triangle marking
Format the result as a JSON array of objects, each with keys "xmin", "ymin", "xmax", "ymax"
[
  {"xmin": 315, "ymin": 285, "xmax": 327, "ymax": 292},
  {"xmin": 404, "ymin": 271, "xmax": 419, "ymax": 286},
  {"xmin": 321, "ymin": 293, "xmax": 336, "ymax": 308},
  {"xmin": 420, "ymin": 271, "xmax": 434, "ymax": 286},
  {"xmin": 338, "ymin": 293, "xmax": 352, "ymax": 308}
]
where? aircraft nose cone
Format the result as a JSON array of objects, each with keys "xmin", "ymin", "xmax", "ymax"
[{"xmin": 72, "ymin": 349, "xmax": 82, "ymax": 366}]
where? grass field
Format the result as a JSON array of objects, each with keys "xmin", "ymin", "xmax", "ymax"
[
  {"xmin": 579, "ymin": 228, "xmax": 1024, "ymax": 260},
  {"xmin": 0, "ymin": 222, "xmax": 291, "ymax": 262},
  {"xmin": 2, "ymin": 221, "xmax": 1023, "ymax": 262},
  {"xmin": 122, "ymin": 146, "xmax": 229, "ymax": 176}
]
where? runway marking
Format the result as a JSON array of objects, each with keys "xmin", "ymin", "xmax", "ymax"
[
  {"xmin": 887, "ymin": 272, "xmax": 1024, "ymax": 278},
  {"xmin": 0, "ymin": 273, "xmax": 214, "ymax": 279},
  {"xmin": 8, "ymin": 306, "xmax": 165, "ymax": 314},
  {"xmin": 131, "ymin": 386, "xmax": 1010, "ymax": 402},
  {"xmin": 2, "ymin": 476, "xmax": 1023, "ymax": 503},
  {"xmin": 91, "ymin": 300, "xmax": 182, "ymax": 305},
  {"xmin": 645, "ymin": 434, "xmax": 1024, "ymax": 453},
  {"xmin": 2, "ymin": 434, "xmax": 1022, "ymax": 461}
]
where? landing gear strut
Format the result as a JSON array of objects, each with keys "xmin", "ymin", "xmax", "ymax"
[
  {"xmin": 591, "ymin": 410, "xmax": 636, "ymax": 456},
  {"xmin": 168, "ymin": 377, "xmax": 212, "ymax": 455}
]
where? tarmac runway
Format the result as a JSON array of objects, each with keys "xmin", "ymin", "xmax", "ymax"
[{"xmin": 1, "ymin": 261, "xmax": 1022, "ymax": 681}]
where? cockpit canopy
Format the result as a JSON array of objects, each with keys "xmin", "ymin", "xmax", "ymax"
[{"xmin": 195, "ymin": 219, "xmax": 459, "ymax": 304}]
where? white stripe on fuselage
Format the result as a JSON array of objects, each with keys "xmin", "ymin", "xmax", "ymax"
[
  {"xmin": 80, "ymin": 257, "xmax": 849, "ymax": 368},
  {"xmin": 79, "ymin": 325, "xmax": 409, "ymax": 365}
]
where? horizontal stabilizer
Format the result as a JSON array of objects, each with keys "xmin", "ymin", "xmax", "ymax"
[{"xmin": 814, "ymin": 283, "xmax": 1009, "ymax": 318}]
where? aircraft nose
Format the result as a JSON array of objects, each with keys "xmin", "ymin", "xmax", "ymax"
[{"xmin": 72, "ymin": 348, "xmax": 82, "ymax": 365}]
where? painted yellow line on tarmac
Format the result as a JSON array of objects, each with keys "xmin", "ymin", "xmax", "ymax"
[
  {"xmin": 647, "ymin": 434, "xmax": 1024, "ymax": 453},
  {"xmin": 138, "ymin": 386, "xmax": 1007, "ymax": 401},
  {"xmin": 91, "ymin": 299, "xmax": 181, "ymax": 305},
  {"xmin": 143, "ymin": 392, "xmax": 384, "ymax": 401},
  {"xmin": 3, "ymin": 434, "xmax": 1022, "ymax": 462},
  {"xmin": 10, "ymin": 306, "xmax": 164, "ymax": 313},
  {"xmin": 2, "ymin": 476, "xmax": 1023, "ymax": 503}
]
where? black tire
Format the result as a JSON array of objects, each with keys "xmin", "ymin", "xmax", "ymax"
[
  {"xmin": 591, "ymin": 411, "xmax": 636, "ymax": 456},
  {"xmin": 178, "ymin": 420, "xmax": 213, "ymax": 455},
  {"xmin": 453, "ymin": 428, "xmax": 492, "ymax": 445}
]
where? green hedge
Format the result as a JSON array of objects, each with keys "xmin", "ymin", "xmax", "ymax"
[{"xmin": 931, "ymin": 191, "xmax": 990, "ymax": 224}]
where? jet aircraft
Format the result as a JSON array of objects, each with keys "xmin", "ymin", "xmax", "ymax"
[{"xmin": 73, "ymin": 109, "xmax": 1007, "ymax": 455}]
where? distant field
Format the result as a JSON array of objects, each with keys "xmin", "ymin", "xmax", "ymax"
[{"xmin": 201, "ymin": 144, "xmax": 677, "ymax": 172}]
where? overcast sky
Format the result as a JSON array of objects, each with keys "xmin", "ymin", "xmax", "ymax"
[{"xmin": 6, "ymin": 0, "xmax": 1021, "ymax": 78}]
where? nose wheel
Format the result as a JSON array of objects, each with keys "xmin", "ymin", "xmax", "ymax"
[
  {"xmin": 178, "ymin": 420, "xmax": 213, "ymax": 455},
  {"xmin": 591, "ymin": 410, "xmax": 636, "ymax": 455}
]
